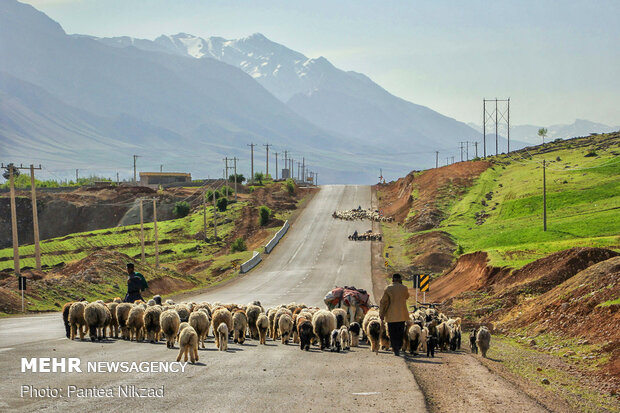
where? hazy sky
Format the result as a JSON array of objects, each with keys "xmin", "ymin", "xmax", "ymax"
[{"xmin": 22, "ymin": 0, "xmax": 620, "ymax": 126}]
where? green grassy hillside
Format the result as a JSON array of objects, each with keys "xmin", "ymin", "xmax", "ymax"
[
  {"xmin": 443, "ymin": 133, "xmax": 619, "ymax": 267},
  {"xmin": 380, "ymin": 132, "xmax": 619, "ymax": 272}
]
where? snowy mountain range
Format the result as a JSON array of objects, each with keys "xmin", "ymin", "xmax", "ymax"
[
  {"xmin": 1, "ymin": 0, "xmax": 527, "ymax": 183},
  {"xmin": 96, "ymin": 32, "xmax": 482, "ymax": 150}
]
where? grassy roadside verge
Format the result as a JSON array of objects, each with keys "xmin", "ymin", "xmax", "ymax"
[{"xmin": 479, "ymin": 335, "xmax": 620, "ymax": 412}]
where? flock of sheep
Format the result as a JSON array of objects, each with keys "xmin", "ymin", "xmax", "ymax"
[
  {"xmin": 401, "ymin": 307, "xmax": 491, "ymax": 358},
  {"xmin": 62, "ymin": 296, "xmax": 491, "ymax": 364},
  {"xmin": 332, "ymin": 208, "xmax": 394, "ymax": 222}
]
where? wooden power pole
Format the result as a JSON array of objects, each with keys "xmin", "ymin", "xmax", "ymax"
[
  {"xmin": 274, "ymin": 152, "xmax": 279, "ymax": 180},
  {"xmin": 248, "ymin": 144, "xmax": 256, "ymax": 184},
  {"xmin": 263, "ymin": 143, "xmax": 272, "ymax": 178},
  {"xmin": 139, "ymin": 199, "xmax": 145, "ymax": 264},
  {"xmin": 29, "ymin": 165, "xmax": 41, "ymax": 270},
  {"xmin": 543, "ymin": 159, "xmax": 547, "ymax": 231},
  {"xmin": 212, "ymin": 190, "xmax": 218, "ymax": 239},
  {"xmin": 153, "ymin": 199, "xmax": 159, "ymax": 268},
  {"xmin": 233, "ymin": 157, "xmax": 238, "ymax": 202},
  {"xmin": 202, "ymin": 190, "xmax": 208, "ymax": 241}
]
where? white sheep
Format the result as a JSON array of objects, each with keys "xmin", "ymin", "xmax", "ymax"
[
  {"xmin": 212, "ymin": 308, "xmax": 233, "ymax": 350},
  {"xmin": 312, "ymin": 310, "xmax": 337, "ymax": 350},
  {"xmin": 176, "ymin": 323, "xmax": 199, "ymax": 363},
  {"xmin": 217, "ymin": 323, "xmax": 229, "ymax": 351},
  {"xmin": 84, "ymin": 302, "xmax": 107, "ymax": 342},
  {"xmin": 232, "ymin": 310, "xmax": 248, "ymax": 345},
  {"xmin": 339, "ymin": 326, "xmax": 350, "ymax": 351},
  {"xmin": 127, "ymin": 304, "xmax": 146, "ymax": 342},
  {"xmin": 279, "ymin": 314, "xmax": 294, "ymax": 344},
  {"xmin": 189, "ymin": 310, "xmax": 210, "ymax": 349},
  {"xmin": 245, "ymin": 304, "xmax": 262, "ymax": 340},
  {"xmin": 68, "ymin": 301, "xmax": 88, "ymax": 340},
  {"xmin": 160, "ymin": 309, "xmax": 181, "ymax": 349},
  {"xmin": 256, "ymin": 313, "xmax": 269, "ymax": 345}
]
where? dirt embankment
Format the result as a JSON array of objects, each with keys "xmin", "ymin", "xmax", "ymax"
[
  {"xmin": 377, "ymin": 160, "xmax": 491, "ymax": 231},
  {"xmin": 433, "ymin": 247, "xmax": 620, "ymax": 391},
  {"xmin": 0, "ymin": 185, "xmax": 187, "ymax": 249},
  {"xmin": 375, "ymin": 161, "xmax": 490, "ymax": 277}
]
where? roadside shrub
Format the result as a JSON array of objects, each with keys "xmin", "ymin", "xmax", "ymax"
[
  {"xmin": 216, "ymin": 197, "xmax": 228, "ymax": 212},
  {"xmin": 205, "ymin": 189, "xmax": 222, "ymax": 201},
  {"xmin": 472, "ymin": 156, "xmax": 481, "ymax": 162},
  {"xmin": 231, "ymin": 237, "xmax": 247, "ymax": 253},
  {"xmin": 258, "ymin": 205, "xmax": 271, "ymax": 226},
  {"xmin": 286, "ymin": 179, "xmax": 295, "ymax": 195},
  {"xmin": 220, "ymin": 185, "xmax": 234, "ymax": 196},
  {"xmin": 584, "ymin": 150, "xmax": 597, "ymax": 157},
  {"xmin": 229, "ymin": 174, "xmax": 245, "ymax": 184},
  {"xmin": 456, "ymin": 245, "xmax": 464, "ymax": 255},
  {"xmin": 254, "ymin": 172, "xmax": 265, "ymax": 185},
  {"xmin": 173, "ymin": 201, "xmax": 190, "ymax": 218}
]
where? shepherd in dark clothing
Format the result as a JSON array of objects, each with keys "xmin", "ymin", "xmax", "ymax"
[{"xmin": 124, "ymin": 263, "xmax": 146, "ymax": 303}]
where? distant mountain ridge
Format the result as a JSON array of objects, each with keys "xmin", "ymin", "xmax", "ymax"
[
  {"xmin": 467, "ymin": 119, "xmax": 619, "ymax": 144},
  {"xmin": 1, "ymin": 0, "xmax": 527, "ymax": 184},
  {"xmin": 96, "ymin": 32, "xmax": 483, "ymax": 150}
]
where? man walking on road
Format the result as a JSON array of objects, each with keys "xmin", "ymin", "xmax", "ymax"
[
  {"xmin": 379, "ymin": 273, "xmax": 410, "ymax": 356},
  {"xmin": 124, "ymin": 263, "xmax": 147, "ymax": 303}
]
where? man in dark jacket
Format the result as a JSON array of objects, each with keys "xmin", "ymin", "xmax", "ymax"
[{"xmin": 124, "ymin": 263, "xmax": 146, "ymax": 303}]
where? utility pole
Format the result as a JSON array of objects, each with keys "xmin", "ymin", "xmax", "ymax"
[
  {"xmin": 284, "ymin": 151, "xmax": 288, "ymax": 178},
  {"xmin": 75, "ymin": 169, "xmax": 79, "ymax": 183},
  {"xmin": 263, "ymin": 144, "xmax": 272, "ymax": 178},
  {"xmin": 160, "ymin": 165, "xmax": 163, "ymax": 173},
  {"xmin": 274, "ymin": 152, "xmax": 279, "ymax": 180},
  {"xmin": 459, "ymin": 142, "xmax": 464, "ymax": 162},
  {"xmin": 495, "ymin": 98, "xmax": 499, "ymax": 156},
  {"xmin": 3, "ymin": 163, "xmax": 42, "ymax": 277},
  {"xmin": 5, "ymin": 164, "xmax": 20, "ymax": 278},
  {"xmin": 451, "ymin": 156, "xmax": 455, "ymax": 164},
  {"xmin": 466, "ymin": 141, "xmax": 469, "ymax": 161},
  {"xmin": 543, "ymin": 159, "xmax": 547, "ymax": 231},
  {"xmin": 446, "ymin": 157, "xmax": 450, "ymax": 166},
  {"xmin": 139, "ymin": 199, "xmax": 145, "ymax": 263},
  {"xmin": 29, "ymin": 165, "xmax": 42, "ymax": 271},
  {"xmin": 202, "ymin": 190, "xmax": 208, "ymax": 242},
  {"xmin": 302, "ymin": 158, "xmax": 305, "ymax": 183},
  {"xmin": 474, "ymin": 142, "xmax": 479, "ymax": 158},
  {"xmin": 315, "ymin": 172, "xmax": 318, "ymax": 186},
  {"xmin": 116, "ymin": 172, "xmax": 120, "ymax": 185},
  {"xmin": 507, "ymin": 98, "xmax": 511, "ymax": 154},
  {"xmin": 483, "ymin": 99, "xmax": 486, "ymax": 159},
  {"xmin": 223, "ymin": 157, "xmax": 229, "ymax": 197},
  {"xmin": 248, "ymin": 144, "xmax": 255, "ymax": 184},
  {"xmin": 153, "ymin": 199, "xmax": 159, "ymax": 269},
  {"xmin": 233, "ymin": 157, "xmax": 238, "ymax": 202},
  {"xmin": 435, "ymin": 151, "xmax": 439, "ymax": 168},
  {"xmin": 133, "ymin": 155, "xmax": 139, "ymax": 184},
  {"xmin": 297, "ymin": 161, "xmax": 300, "ymax": 181},
  {"xmin": 212, "ymin": 190, "xmax": 218, "ymax": 240}
]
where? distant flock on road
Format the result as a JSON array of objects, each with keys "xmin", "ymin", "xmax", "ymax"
[{"xmin": 62, "ymin": 296, "xmax": 491, "ymax": 363}]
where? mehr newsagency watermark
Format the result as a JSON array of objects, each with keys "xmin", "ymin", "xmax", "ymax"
[{"xmin": 19, "ymin": 357, "xmax": 188, "ymax": 399}]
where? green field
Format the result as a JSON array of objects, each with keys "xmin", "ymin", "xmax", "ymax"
[
  {"xmin": 442, "ymin": 135, "xmax": 620, "ymax": 267},
  {"xmin": 0, "ymin": 201, "xmax": 245, "ymax": 272},
  {"xmin": 382, "ymin": 133, "xmax": 620, "ymax": 270}
]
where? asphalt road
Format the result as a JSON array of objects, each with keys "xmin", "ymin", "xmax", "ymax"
[{"xmin": 0, "ymin": 185, "xmax": 427, "ymax": 412}]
